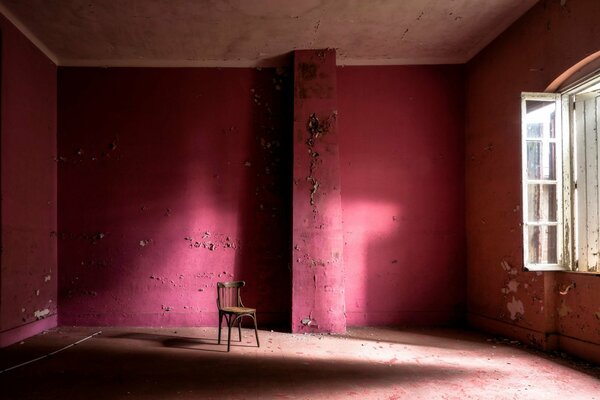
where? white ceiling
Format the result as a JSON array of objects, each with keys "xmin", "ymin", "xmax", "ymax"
[{"xmin": 0, "ymin": 0, "xmax": 539, "ymax": 67}]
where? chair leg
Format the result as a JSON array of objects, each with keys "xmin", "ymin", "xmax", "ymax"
[
  {"xmin": 253, "ymin": 313, "xmax": 260, "ymax": 347},
  {"xmin": 227, "ymin": 315, "xmax": 233, "ymax": 352},
  {"xmin": 218, "ymin": 312, "xmax": 223, "ymax": 344},
  {"xmin": 238, "ymin": 318, "xmax": 242, "ymax": 342}
]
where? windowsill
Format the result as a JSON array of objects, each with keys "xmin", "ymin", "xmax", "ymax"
[
  {"xmin": 556, "ymin": 269, "xmax": 600, "ymax": 276},
  {"xmin": 524, "ymin": 266, "xmax": 600, "ymax": 276}
]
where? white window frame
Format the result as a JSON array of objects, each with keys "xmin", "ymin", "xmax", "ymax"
[
  {"xmin": 521, "ymin": 92, "xmax": 564, "ymax": 271},
  {"xmin": 522, "ymin": 73, "xmax": 600, "ymax": 274}
]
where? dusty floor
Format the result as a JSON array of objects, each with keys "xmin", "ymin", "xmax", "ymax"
[{"xmin": 0, "ymin": 326, "xmax": 598, "ymax": 399}]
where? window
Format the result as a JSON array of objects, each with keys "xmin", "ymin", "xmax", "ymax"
[{"xmin": 522, "ymin": 74, "xmax": 600, "ymax": 273}]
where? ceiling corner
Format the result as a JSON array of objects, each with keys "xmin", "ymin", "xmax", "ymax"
[{"xmin": 0, "ymin": 2, "xmax": 61, "ymax": 65}]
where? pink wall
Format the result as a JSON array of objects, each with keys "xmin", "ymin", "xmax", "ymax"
[
  {"xmin": 466, "ymin": 0, "xmax": 600, "ymax": 362},
  {"xmin": 338, "ymin": 65, "xmax": 466, "ymax": 326},
  {"xmin": 59, "ymin": 63, "xmax": 467, "ymax": 330},
  {"xmin": 291, "ymin": 50, "xmax": 345, "ymax": 333},
  {"xmin": 0, "ymin": 15, "xmax": 57, "ymax": 346},
  {"xmin": 58, "ymin": 67, "xmax": 292, "ymax": 327}
]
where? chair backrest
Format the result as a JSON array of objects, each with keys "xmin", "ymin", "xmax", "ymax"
[{"xmin": 217, "ymin": 281, "xmax": 245, "ymax": 309}]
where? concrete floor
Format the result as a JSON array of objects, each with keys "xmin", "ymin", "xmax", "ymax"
[{"xmin": 0, "ymin": 326, "xmax": 598, "ymax": 399}]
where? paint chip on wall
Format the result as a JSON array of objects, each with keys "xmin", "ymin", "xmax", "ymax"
[
  {"xmin": 501, "ymin": 279, "xmax": 520, "ymax": 294},
  {"xmin": 501, "ymin": 260, "xmax": 518, "ymax": 276},
  {"xmin": 507, "ymin": 296, "xmax": 524, "ymax": 320},
  {"xmin": 34, "ymin": 309, "xmax": 50, "ymax": 319},
  {"xmin": 558, "ymin": 301, "xmax": 572, "ymax": 318}
]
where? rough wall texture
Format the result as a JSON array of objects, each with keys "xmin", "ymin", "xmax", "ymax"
[
  {"xmin": 466, "ymin": 0, "xmax": 600, "ymax": 361},
  {"xmin": 58, "ymin": 67, "xmax": 292, "ymax": 327},
  {"xmin": 338, "ymin": 65, "xmax": 466, "ymax": 326},
  {"xmin": 291, "ymin": 50, "xmax": 345, "ymax": 333},
  {"xmin": 0, "ymin": 15, "xmax": 57, "ymax": 345},
  {"xmin": 59, "ymin": 59, "xmax": 468, "ymax": 332}
]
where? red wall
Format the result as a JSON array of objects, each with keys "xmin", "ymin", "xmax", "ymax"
[
  {"xmin": 58, "ymin": 67, "xmax": 292, "ymax": 327},
  {"xmin": 466, "ymin": 0, "xmax": 600, "ymax": 361},
  {"xmin": 338, "ymin": 65, "xmax": 466, "ymax": 326},
  {"xmin": 0, "ymin": 15, "xmax": 57, "ymax": 346}
]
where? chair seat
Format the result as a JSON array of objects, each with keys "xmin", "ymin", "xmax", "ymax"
[{"xmin": 221, "ymin": 306, "xmax": 256, "ymax": 314}]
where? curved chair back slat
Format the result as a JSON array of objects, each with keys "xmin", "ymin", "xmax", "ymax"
[{"xmin": 217, "ymin": 280, "xmax": 244, "ymax": 309}]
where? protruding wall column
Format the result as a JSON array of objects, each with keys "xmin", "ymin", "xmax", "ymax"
[{"xmin": 291, "ymin": 49, "xmax": 345, "ymax": 333}]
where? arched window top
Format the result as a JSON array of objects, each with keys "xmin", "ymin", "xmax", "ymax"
[{"xmin": 546, "ymin": 50, "xmax": 600, "ymax": 92}]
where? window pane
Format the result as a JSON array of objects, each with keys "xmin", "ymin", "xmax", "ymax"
[
  {"xmin": 527, "ymin": 122, "xmax": 543, "ymax": 138},
  {"xmin": 527, "ymin": 225, "xmax": 558, "ymax": 264},
  {"xmin": 527, "ymin": 184, "xmax": 557, "ymax": 222},
  {"xmin": 526, "ymin": 141, "xmax": 556, "ymax": 180},
  {"xmin": 525, "ymin": 100, "xmax": 555, "ymax": 139}
]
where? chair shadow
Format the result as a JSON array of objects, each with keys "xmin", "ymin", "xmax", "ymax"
[{"xmin": 110, "ymin": 331, "xmax": 260, "ymax": 353}]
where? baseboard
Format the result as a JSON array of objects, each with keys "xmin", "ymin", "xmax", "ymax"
[
  {"xmin": 0, "ymin": 315, "xmax": 58, "ymax": 348},
  {"xmin": 346, "ymin": 310, "xmax": 465, "ymax": 327},
  {"xmin": 467, "ymin": 313, "xmax": 558, "ymax": 350},
  {"xmin": 468, "ymin": 313, "xmax": 600, "ymax": 364},
  {"xmin": 558, "ymin": 334, "xmax": 600, "ymax": 365}
]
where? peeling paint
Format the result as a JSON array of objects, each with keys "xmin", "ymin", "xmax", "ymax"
[
  {"xmin": 507, "ymin": 279, "xmax": 519, "ymax": 293},
  {"xmin": 307, "ymin": 112, "xmax": 335, "ymax": 138},
  {"xmin": 305, "ymin": 111, "xmax": 337, "ymax": 207},
  {"xmin": 310, "ymin": 259, "xmax": 326, "ymax": 267},
  {"xmin": 307, "ymin": 176, "xmax": 320, "ymax": 205},
  {"xmin": 507, "ymin": 296, "xmax": 524, "ymax": 320},
  {"xmin": 81, "ymin": 259, "xmax": 110, "ymax": 268},
  {"xmin": 34, "ymin": 309, "xmax": 50, "ymax": 319},
  {"xmin": 139, "ymin": 239, "xmax": 153, "ymax": 247},
  {"xmin": 558, "ymin": 301, "xmax": 572, "ymax": 318},
  {"xmin": 559, "ymin": 282, "xmax": 575, "ymax": 295},
  {"xmin": 501, "ymin": 260, "xmax": 518, "ymax": 276},
  {"xmin": 51, "ymin": 231, "xmax": 106, "ymax": 243},
  {"xmin": 185, "ymin": 233, "xmax": 238, "ymax": 251}
]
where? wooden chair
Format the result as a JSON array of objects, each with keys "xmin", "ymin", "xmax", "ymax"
[{"xmin": 216, "ymin": 281, "xmax": 260, "ymax": 352}]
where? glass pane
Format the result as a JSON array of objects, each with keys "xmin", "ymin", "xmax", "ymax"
[
  {"xmin": 527, "ymin": 122, "xmax": 543, "ymax": 138},
  {"xmin": 527, "ymin": 225, "xmax": 558, "ymax": 264},
  {"xmin": 527, "ymin": 184, "xmax": 557, "ymax": 222},
  {"xmin": 525, "ymin": 100, "xmax": 555, "ymax": 139},
  {"xmin": 526, "ymin": 141, "xmax": 556, "ymax": 180}
]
